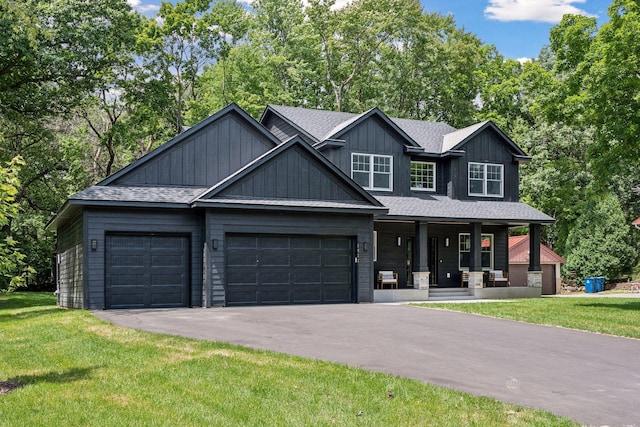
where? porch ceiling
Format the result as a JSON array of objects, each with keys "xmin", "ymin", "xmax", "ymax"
[{"xmin": 375, "ymin": 195, "xmax": 554, "ymax": 226}]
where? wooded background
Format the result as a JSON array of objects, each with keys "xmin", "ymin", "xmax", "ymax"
[{"xmin": 1, "ymin": 0, "xmax": 639, "ymax": 290}]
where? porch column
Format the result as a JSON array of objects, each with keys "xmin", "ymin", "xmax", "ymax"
[
  {"xmin": 412, "ymin": 221, "xmax": 430, "ymax": 290},
  {"xmin": 527, "ymin": 223, "xmax": 543, "ymax": 288},
  {"xmin": 468, "ymin": 222, "xmax": 484, "ymax": 288}
]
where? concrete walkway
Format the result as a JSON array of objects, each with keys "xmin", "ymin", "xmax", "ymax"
[{"xmin": 94, "ymin": 304, "xmax": 640, "ymax": 427}]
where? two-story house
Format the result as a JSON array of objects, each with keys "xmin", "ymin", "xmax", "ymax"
[{"xmin": 47, "ymin": 103, "xmax": 553, "ymax": 309}]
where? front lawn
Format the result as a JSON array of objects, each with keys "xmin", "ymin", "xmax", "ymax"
[
  {"xmin": 417, "ymin": 297, "xmax": 640, "ymax": 339},
  {"xmin": 0, "ymin": 292, "xmax": 576, "ymax": 426}
]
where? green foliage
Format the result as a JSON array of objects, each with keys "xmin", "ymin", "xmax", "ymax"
[
  {"xmin": 564, "ymin": 193, "xmax": 638, "ymax": 281},
  {"xmin": 0, "ymin": 156, "xmax": 33, "ymax": 291}
]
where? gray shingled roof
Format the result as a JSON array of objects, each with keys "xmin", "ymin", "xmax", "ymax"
[
  {"xmin": 390, "ymin": 118, "xmax": 457, "ymax": 153},
  {"xmin": 268, "ymin": 105, "xmax": 470, "ymax": 154},
  {"xmin": 71, "ymin": 186, "xmax": 209, "ymax": 204},
  {"xmin": 375, "ymin": 195, "xmax": 554, "ymax": 224},
  {"xmin": 442, "ymin": 121, "xmax": 488, "ymax": 152},
  {"xmin": 268, "ymin": 105, "xmax": 359, "ymax": 143}
]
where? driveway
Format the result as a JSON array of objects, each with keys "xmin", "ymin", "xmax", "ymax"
[{"xmin": 94, "ymin": 304, "xmax": 640, "ymax": 426}]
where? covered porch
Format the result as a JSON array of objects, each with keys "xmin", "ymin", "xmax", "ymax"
[{"xmin": 371, "ymin": 195, "xmax": 553, "ymax": 302}]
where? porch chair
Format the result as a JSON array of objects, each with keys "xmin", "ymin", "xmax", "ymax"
[
  {"xmin": 488, "ymin": 270, "xmax": 509, "ymax": 287},
  {"xmin": 377, "ymin": 271, "xmax": 398, "ymax": 289},
  {"xmin": 460, "ymin": 271, "xmax": 469, "ymax": 287}
]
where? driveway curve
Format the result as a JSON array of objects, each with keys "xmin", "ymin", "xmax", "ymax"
[{"xmin": 94, "ymin": 304, "xmax": 640, "ymax": 426}]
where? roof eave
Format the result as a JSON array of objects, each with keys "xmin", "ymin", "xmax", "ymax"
[{"xmin": 191, "ymin": 200, "xmax": 388, "ymax": 215}]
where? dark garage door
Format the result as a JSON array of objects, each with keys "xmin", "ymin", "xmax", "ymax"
[
  {"xmin": 105, "ymin": 234, "xmax": 190, "ymax": 309},
  {"xmin": 226, "ymin": 234, "xmax": 354, "ymax": 306}
]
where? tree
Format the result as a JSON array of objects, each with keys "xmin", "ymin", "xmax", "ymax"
[
  {"xmin": 580, "ymin": 0, "xmax": 640, "ymax": 180},
  {"xmin": 0, "ymin": 156, "xmax": 32, "ymax": 291},
  {"xmin": 564, "ymin": 193, "xmax": 638, "ymax": 281}
]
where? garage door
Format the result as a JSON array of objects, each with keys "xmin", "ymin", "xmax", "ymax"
[
  {"xmin": 105, "ymin": 234, "xmax": 190, "ymax": 309},
  {"xmin": 226, "ymin": 234, "xmax": 354, "ymax": 306}
]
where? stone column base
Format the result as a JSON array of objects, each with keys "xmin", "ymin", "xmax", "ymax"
[
  {"xmin": 468, "ymin": 271, "xmax": 484, "ymax": 289},
  {"xmin": 527, "ymin": 270, "xmax": 543, "ymax": 287},
  {"xmin": 412, "ymin": 271, "xmax": 430, "ymax": 290}
]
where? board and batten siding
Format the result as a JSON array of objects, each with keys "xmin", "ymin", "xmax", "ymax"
[
  {"xmin": 204, "ymin": 210, "xmax": 374, "ymax": 307},
  {"xmin": 450, "ymin": 129, "xmax": 520, "ymax": 202},
  {"xmin": 322, "ymin": 116, "xmax": 415, "ymax": 197},
  {"xmin": 83, "ymin": 208, "xmax": 204, "ymax": 309},
  {"xmin": 56, "ymin": 213, "xmax": 84, "ymax": 308},
  {"xmin": 113, "ymin": 112, "xmax": 274, "ymax": 186},
  {"xmin": 218, "ymin": 145, "xmax": 369, "ymax": 202}
]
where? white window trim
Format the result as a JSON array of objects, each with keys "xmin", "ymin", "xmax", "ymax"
[
  {"xmin": 468, "ymin": 162, "xmax": 504, "ymax": 198},
  {"xmin": 351, "ymin": 153, "xmax": 393, "ymax": 191},
  {"xmin": 410, "ymin": 161, "xmax": 436, "ymax": 192},
  {"xmin": 458, "ymin": 233, "xmax": 494, "ymax": 271}
]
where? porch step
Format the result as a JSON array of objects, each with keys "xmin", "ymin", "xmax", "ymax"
[{"xmin": 428, "ymin": 287, "xmax": 474, "ymax": 301}]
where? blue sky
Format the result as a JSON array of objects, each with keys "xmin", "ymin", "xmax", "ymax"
[
  {"xmin": 128, "ymin": 0, "xmax": 613, "ymax": 60},
  {"xmin": 421, "ymin": 0, "xmax": 612, "ymax": 60}
]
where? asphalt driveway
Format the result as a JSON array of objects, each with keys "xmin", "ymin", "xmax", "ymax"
[{"xmin": 94, "ymin": 304, "xmax": 640, "ymax": 426}]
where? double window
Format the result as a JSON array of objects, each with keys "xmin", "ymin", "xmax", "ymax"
[
  {"xmin": 351, "ymin": 153, "xmax": 393, "ymax": 191},
  {"xmin": 410, "ymin": 161, "xmax": 436, "ymax": 191},
  {"xmin": 459, "ymin": 233, "xmax": 493, "ymax": 270},
  {"xmin": 468, "ymin": 162, "xmax": 503, "ymax": 197}
]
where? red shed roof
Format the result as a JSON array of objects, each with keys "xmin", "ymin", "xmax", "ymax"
[
  {"xmin": 633, "ymin": 217, "xmax": 640, "ymax": 226},
  {"xmin": 509, "ymin": 235, "xmax": 565, "ymax": 264}
]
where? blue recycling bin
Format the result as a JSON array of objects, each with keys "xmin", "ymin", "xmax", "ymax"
[
  {"xmin": 596, "ymin": 276, "xmax": 605, "ymax": 292},
  {"xmin": 584, "ymin": 277, "xmax": 596, "ymax": 293}
]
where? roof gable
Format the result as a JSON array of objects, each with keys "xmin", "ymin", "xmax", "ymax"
[
  {"xmin": 262, "ymin": 105, "xmax": 419, "ymax": 148},
  {"xmin": 196, "ymin": 136, "xmax": 384, "ymax": 208},
  {"xmin": 101, "ymin": 103, "xmax": 281, "ymax": 187},
  {"xmin": 443, "ymin": 121, "xmax": 529, "ymax": 158}
]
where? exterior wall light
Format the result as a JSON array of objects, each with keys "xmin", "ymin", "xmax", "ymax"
[{"xmin": 90, "ymin": 239, "xmax": 98, "ymax": 251}]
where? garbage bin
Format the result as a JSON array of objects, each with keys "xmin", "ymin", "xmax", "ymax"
[
  {"xmin": 584, "ymin": 277, "xmax": 596, "ymax": 293},
  {"xmin": 596, "ymin": 276, "xmax": 605, "ymax": 292}
]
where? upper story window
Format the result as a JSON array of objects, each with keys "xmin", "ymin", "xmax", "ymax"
[
  {"xmin": 468, "ymin": 162, "xmax": 503, "ymax": 197},
  {"xmin": 351, "ymin": 153, "xmax": 393, "ymax": 191},
  {"xmin": 410, "ymin": 161, "xmax": 436, "ymax": 191}
]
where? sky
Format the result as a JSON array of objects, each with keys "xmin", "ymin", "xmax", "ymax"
[{"xmin": 127, "ymin": 0, "xmax": 613, "ymax": 61}]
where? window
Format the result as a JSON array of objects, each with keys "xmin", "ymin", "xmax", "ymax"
[
  {"xmin": 410, "ymin": 161, "xmax": 436, "ymax": 191},
  {"xmin": 468, "ymin": 162, "xmax": 503, "ymax": 197},
  {"xmin": 351, "ymin": 153, "xmax": 392, "ymax": 191},
  {"xmin": 458, "ymin": 233, "xmax": 493, "ymax": 270}
]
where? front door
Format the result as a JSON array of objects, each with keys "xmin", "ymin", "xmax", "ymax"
[
  {"xmin": 405, "ymin": 237, "xmax": 413, "ymax": 287},
  {"xmin": 429, "ymin": 237, "xmax": 439, "ymax": 285}
]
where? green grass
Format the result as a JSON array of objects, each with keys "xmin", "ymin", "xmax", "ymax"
[
  {"xmin": 417, "ymin": 297, "xmax": 640, "ymax": 339},
  {"xmin": 0, "ymin": 293, "xmax": 576, "ymax": 426}
]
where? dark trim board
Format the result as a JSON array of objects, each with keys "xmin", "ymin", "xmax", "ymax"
[{"xmin": 104, "ymin": 232, "xmax": 192, "ymax": 309}]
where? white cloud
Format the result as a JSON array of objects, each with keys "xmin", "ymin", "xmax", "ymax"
[
  {"xmin": 127, "ymin": 0, "xmax": 160, "ymax": 16},
  {"xmin": 517, "ymin": 57, "xmax": 532, "ymax": 64},
  {"xmin": 300, "ymin": 0, "xmax": 354, "ymax": 11},
  {"xmin": 484, "ymin": 0, "xmax": 595, "ymax": 23}
]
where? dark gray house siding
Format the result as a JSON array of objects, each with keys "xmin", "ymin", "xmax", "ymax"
[
  {"xmin": 218, "ymin": 144, "xmax": 370, "ymax": 202},
  {"xmin": 450, "ymin": 129, "xmax": 520, "ymax": 202},
  {"xmin": 56, "ymin": 214, "xmax": 84, "ymax": 308},
  {"xmin": 112, "ymin": 111, "xmax": 275, "ymax": 186},
  {"xmin": 323, "ymin": 116, "xmax": 414, "ymax": 197},
  {"xmin": 204, "ymin": 210, "xmax": 374, "ymax": 306},
  {"xmin": 83, "ymin": 208, "xmax": 204, "ymax": 309},
  {"xmin": 374, "ymin": 222, "xmax": 509, "ymax": 288}
]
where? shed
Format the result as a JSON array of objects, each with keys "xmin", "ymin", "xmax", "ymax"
[{"xmin": 509, "ymin": 235, "xmax": 565, "ymax": 295}]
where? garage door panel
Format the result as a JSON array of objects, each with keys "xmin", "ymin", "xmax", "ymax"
[
  {"xmin": 106, "ymin": 234, "xmax": 190, "ymax": 309},
  {"xmin": 226, "ymin": 234, "xmax": 354, "ymax": 306},
  {"xmin": 260, "ymin": 252, "xmax": 290, "ymax": 266}
]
